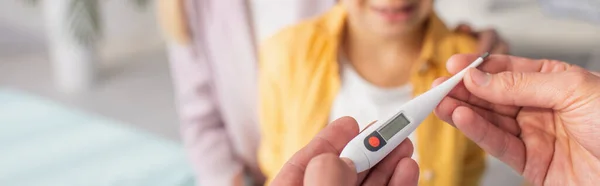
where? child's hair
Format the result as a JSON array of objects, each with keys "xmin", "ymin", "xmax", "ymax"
[{"xmin": 157, "ymin": 0, "xmax": 190, "ymax": 44}]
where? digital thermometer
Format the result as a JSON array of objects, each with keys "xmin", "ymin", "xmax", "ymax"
[{"xmin": 340, "ymin": 52, "xmax": 490, "ymax": 172}]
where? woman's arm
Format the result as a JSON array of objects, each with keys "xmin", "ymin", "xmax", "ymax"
[
  {"xmin": 158, "ymin": 1, "xmax": 245, "ymax": 185},
  {"xmin": 167, "ymin": 44, "xmax": 246, "ymax": 186}
]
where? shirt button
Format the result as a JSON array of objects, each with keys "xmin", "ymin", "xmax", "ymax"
[{"xmin": 423, "ymin": 170, "xmax": 434, "ymax": 181}]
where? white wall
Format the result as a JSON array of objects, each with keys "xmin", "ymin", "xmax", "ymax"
[
  {"xmin": 4, "ymin": 0, "xmax": 598, "ymax": 63},
  {"xmin": 0, "ymin": 1, "xmax": 45, "ymax": 33},
  {"xmin": 0, "ymin": 0, "xmax": 163, "ymax": 64},
  {"xmin": 250, "ymin": 0, "xmax": 335, "ymax": 43},
  {"xmin": 435, "ymin": 0, "xmax": 600, "ymax": 55},
  {"xmin": 99, "ymin": 0, "xmax": 163, "ymax": 64}
]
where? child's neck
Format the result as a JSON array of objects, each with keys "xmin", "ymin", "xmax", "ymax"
[
  {"xmin": 343, "ymin": 24, "xmax": 425, "ymax": 66},
  {"xmin": 341, "ymin": 23, "xmax": 426, "ymax": 87}
]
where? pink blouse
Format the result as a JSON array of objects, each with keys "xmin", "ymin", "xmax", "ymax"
[{"xmin": 166, "ymin": 0, "xmax": 334, "ymax": 185}]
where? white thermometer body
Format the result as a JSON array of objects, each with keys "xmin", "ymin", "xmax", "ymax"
[{"xmin": 339, "ymin": 53, "xmax": 490, "ymax": 172}]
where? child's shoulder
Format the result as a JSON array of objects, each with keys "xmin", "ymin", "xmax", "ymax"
[
  {"xmin": 426, "ymin": 14, "xmax": 479, "ymax": 56},
  {"xmin": 260, "ymin": 17, "xmax": 329, "ymax": 53},
  {"xmin": 259, "ymin": 17, "xmax": 333, "ymax": 70},
  {"xmin": 439, "ymin": 31, "xmax": 479, "ymax": 54},
  {"xmin": 430, "ymin": 29, "xmax": 479, "ymax": 67}
]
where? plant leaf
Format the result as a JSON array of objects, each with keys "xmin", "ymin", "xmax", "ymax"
[
  {"xmin": 22, "ymin": 0, "xmax": 40, "ymax": 6},
  {"xmin": 130, "ymin": 0, "xmax": 152, "ymax": 11},
  {"xmin": 34, "ymin": 0, "xmax": 151, "ymax": 46},
  {"xmin": 67, "ymin": 0, "xmax": 102, "ymax": 46}
]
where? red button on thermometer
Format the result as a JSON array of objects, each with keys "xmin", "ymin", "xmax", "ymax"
[{"xmin": 340, "ymin": 52, "xmax": 490, "ymax": 172}]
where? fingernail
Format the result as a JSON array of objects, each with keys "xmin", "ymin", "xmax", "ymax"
[
  {"xmin": 341, "ymin": 158, "xmax": 356, "ymax": 171},
  {"xmin": 470, "ymin": 68, "xmax": 490, "ymax": 86}
]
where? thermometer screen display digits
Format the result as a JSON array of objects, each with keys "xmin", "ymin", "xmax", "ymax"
[{"xmin": 378, "ymin": 113, "xmax": 410, "ymax": 140}]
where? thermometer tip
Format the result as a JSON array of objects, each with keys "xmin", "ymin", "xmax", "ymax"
[{"xmin": 481, "ymin": 52, "xmax": 490, "ymax": 59}]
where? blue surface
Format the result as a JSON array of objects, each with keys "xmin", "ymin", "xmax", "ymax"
[{"xmin": 0, "ymin": 89, "xmax": 195, "ymax": 186}]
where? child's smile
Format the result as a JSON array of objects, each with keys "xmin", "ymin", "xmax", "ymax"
[
  {"xmin": 369, "ymin": 2, "xmax": 418, "ymax": 23},
  {"xmin": 345, "ymin": 0, "xmax": 432, "ymax": 38}
]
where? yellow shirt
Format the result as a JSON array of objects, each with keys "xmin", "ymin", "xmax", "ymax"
[{"xmin": 258, "ymin": 4, "xmax": 486, "ymax": 186}]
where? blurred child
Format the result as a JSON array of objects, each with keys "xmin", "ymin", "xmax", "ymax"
[{"xmin": 258, "ymin": 0, "xmax": 486, "ymax": 185}]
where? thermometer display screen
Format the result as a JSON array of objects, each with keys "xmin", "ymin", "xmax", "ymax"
[{"xmin": 379, "ymin": 113, "xmax": 410, "ymax": 140}]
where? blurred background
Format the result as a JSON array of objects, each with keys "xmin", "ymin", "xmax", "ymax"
[{"xmin": 0, "ymin": 0, "xmax": 598, "ymax": 185}]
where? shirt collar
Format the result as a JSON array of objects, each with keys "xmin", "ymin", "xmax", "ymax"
[{"xmin": 318, "ymin": 3, "xmax": 451, "ymax": 72}]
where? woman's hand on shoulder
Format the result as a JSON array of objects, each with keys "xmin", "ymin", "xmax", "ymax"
[{"xmin": 455, "ymin": 23, "xmax": 509, "ymax": 54}]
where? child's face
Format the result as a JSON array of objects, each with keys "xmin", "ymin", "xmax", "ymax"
[{"xmin": 344, "ymin": 0, "xmax": 433, "ymax": 37}]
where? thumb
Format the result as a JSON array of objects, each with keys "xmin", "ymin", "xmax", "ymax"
[
  {"xmin": 304, "ymin": 154, "xmax": 357, "ymax": 186},
  {"xmin": 463, "ymin": 68, "xmax": 585, "ymax": 109}
]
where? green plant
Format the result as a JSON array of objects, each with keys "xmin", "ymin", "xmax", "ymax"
[{"xmin": 24, "ymin": 0, "xmax": 152, "ymax": 46}]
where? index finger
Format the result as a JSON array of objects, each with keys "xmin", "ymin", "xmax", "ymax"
[
  {"xmin": 304, "ymin": 154, "xmax": 357, "ymax": 186},
  {"xmin": 446, "ymin": 54, "xmax": 562, "ymax": 75},
  {"xmin": 271, "ymin": 116, "xmax": 360, "ymax": 185}
]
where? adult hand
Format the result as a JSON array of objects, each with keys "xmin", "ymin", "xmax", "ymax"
[
  {"xmin": 433, "ymin": 54, "xmax": 600, "ymax": 186},
  {"xmin": 271, "ymin": 116, "xmax": 419, "ymax": 186},
  {"xmin": 455, "ymin": 24, "xmax": 509, "ymax": 54}
]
